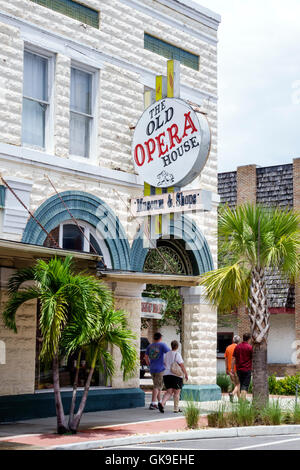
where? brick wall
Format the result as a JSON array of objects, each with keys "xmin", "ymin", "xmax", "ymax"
[{"xmin": 236, "ymin": 165, "xmax": 257, "ymax": 206}]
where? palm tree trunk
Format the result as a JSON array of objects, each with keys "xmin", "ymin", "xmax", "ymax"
[
  {"xmin": 69, "ymin": 353, "xmax": 96, "ymax": 433},
  {"xmin": 248, "ymin": 266, "xmax": 270, "ymax": 408},
  {"xmin": 53, "ymin": 355, "xmax": 68, "ymax": 434},
  {"xmin": 68, "ymin": 350, "xmax": 81, "ymax": 431},
  {"xmin": 252, "ymin": 341, "xmax": 269, "ymax": 409}
]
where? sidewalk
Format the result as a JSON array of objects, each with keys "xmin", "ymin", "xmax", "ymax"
[
  {"xmin": 0, "ymin": 392, "xmax": 208, "ymax": 450},
  {"xmin": 0, "ymin": 391, "xmax": 298, "ymax": 450}
]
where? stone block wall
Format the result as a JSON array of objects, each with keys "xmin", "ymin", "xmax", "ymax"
[
  {"xmin": 0, "ymin": 290, "xmax": 37, "ymax": 396},
  {"xmin": 181, "ymin": 288, "xmax": 217, "ymax": 386},
  {"xmin": 0, "ymin": 0, "xmax": 220, "ymax": 397},
  {"xmin": 0, "ymin": 0, "xmax": 219, "ymax": 263}
]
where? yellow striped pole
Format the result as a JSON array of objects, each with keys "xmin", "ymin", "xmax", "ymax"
[
  {"xmin": 166, "ymin": 60, "xmax": 181, "ymax": 222},
  {"xmin": 154, "ymin": 75, "xmax": 167, "ymax": 235},
  {"xmin": 143, "ymin": 61, "xmax": 180, "ymax": 241},
  {"xmin": 144, "ymin": 91, "xmax": 154, "ymax": 244}
]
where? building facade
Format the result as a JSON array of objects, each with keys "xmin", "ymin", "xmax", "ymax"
[
  {"xmin": 217, "ymin": 162, "xmax": 300, "ymax": 377},
  {"xmin": 0, "ymin": 0, "xmax": 221, "ymax": 420}
]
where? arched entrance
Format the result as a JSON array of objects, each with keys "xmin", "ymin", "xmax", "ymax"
[{"xmin": 130, "ymin": 215, "xmax": 214, "ymax": 274}]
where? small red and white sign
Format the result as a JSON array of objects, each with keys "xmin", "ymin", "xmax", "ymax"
[
  {"xmin": 132, "ymin": 98, "xmax": 211, "ymax": 188},
  {"xmin": 141, "ymin": 297, "xmax": 167, "ymax": 319}
]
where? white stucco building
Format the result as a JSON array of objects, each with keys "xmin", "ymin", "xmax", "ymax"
[{"xmin": 0, "ymin": 0, "xmax": 221, "ymax": 421}]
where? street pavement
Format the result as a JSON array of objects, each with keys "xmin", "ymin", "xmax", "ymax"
[
  {"xmin": 103, "ymin": 434, "xmax": 300, "ymax": 451},
  {"xmin": 0, "ymin": 379, "xmax": 299, "ymax": 450}
]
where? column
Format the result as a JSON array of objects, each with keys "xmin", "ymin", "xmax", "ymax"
[
  {"xmin": 180, "ymin": 287, "xmax": 221, "ymax": 402},
  {"xmin": 236, "ymin": 164, "xmax": 257, "ymax": 206},
  {"xmin": 110, "ymin": 282, "xmax": 146, "ymax": 389},
  {"xmin": 236, "ymin": 164, "xmax": 257, "ymax": 338},
  {"xmin": 0, "ymin": 268, "xmax": 37, "ymax": 396}
]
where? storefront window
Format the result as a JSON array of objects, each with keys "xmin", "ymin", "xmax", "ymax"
[{"xmin": 217, "ymin": 333, "xmax": 234, "ymax": 355}]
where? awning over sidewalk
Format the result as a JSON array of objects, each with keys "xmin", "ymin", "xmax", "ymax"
[
  {"xmin": 98, "ymin": 270, "xmax": 201, "ymax": 287},
  {"xmin": 0, "ymin": 239, "xmax": 101, "ymax": 271}
]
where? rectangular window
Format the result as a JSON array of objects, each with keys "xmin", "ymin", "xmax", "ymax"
[
  {"xmin": 70, "ymin": 67, "xmax": 93, "ymax": 158},
  {"xmin": 144, "ymin": 33, "xmax": 199, "ymax": 71},
  {"xmin": 217, "ymin": 333, "xmax": 234, "ymax": 355},
  {"xmin": 22, "ymin": 51, "xmax": 49, "ymax": 149},
  {"xmin": 30, "ymin": 0, "xmax": 99, "ymax": 28}
]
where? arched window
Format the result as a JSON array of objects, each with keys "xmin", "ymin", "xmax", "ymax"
[{"xmin": 43, "ymin": 220, "xmax": 112, "ymax": 268}]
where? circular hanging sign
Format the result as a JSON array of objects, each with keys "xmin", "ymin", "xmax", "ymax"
[{"xmin": 132, "ymin": 98, "xmax": 211, "ymax": 188}]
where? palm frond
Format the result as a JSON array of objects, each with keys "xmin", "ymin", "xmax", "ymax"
[
  {"xmin": 7, "ymin": 267, "xmax": 36, "ymax": 295},
  {"xmin": 3, "ymin": 288, "xmax": 40, "ymax": 332},
  {"xmin": 39, "ymin": 292, "xmax": 69, "ymax": 360},
  {"xmin": 200, "ymin": 263, "xmax": 250, "ymax": 314}
]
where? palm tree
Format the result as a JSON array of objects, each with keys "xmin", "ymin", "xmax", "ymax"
[
  {"xmin": 201, "ymin": 204, "xmax": 300, "ymax": 407},
  {"xmin": 3, "ymin": 256, "xmax": 138, "ymax": 434}
]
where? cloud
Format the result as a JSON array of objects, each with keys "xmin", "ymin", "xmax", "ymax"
[{"xmin": 196, "ymin": 0, "xmax": 300, "ymax": 171}]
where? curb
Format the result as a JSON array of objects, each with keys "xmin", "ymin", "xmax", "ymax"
[{"xmin": 50, "ymin": 424, "xmax": 300, "ymax": 450}]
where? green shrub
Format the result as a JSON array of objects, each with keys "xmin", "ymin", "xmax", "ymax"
[
  {"xmin": 273, "ymin": 375, "xmax": 300, "ymax": 396},
  {"xmin": 184, "ymin": 399, "xmax": 201, "ymax": 430},
  {"xmin": 231, "ymin": 400, "xmax": 256, "ymax": 427},
  {"xmin": 268, "ymin": 374, "xmax": 278, "ymax": 395},
  {"xmin": 294, "ymin": 403, "xmax": 300, "ymax": 424},
  {"xmin": 282, "ymin": 410, "xmax": 293, "ymax": 424},
  {"xmin": 207, "ymin": 402, "xmax": 230, "ymax": 428},
  {"xmin": 217, "ymin": 374, "xmax": 231, "ymax": 393},
  {"xmin": 260, "ymin": 400, "xmax": 283, "ymax": 426}
]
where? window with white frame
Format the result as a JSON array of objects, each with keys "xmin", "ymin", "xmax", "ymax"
[
  {"xmin": 43, "ymin": 220, "xmax": 111, "ymax": 269},
  {"xmin": 69, "ymin": 67, "xmax": 93, "ymax": 158},
  {"xmin": 22, "ymin": 50, "xmax": 52, "ymax": 149}
]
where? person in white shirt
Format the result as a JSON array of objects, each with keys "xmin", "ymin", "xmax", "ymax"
[{"xmin": 158, "ymin": 340, "xmax": 188, "ymax": 413}]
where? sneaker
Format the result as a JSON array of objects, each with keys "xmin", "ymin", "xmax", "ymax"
[
  {"xmin": 174, "ymin": 409, "xmax": 182, "ymax": 413},
  {"xmin": 158, "ymin": 402, "xmax": 164, "ymax": 413},
  {"xmin": 149, "ymin": 404, "xmax": 158, "ymax": 410}
]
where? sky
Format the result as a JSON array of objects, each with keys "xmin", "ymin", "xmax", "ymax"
[{"xmin": 195, "ymin": 0, "xmax": 300, "ymax": 172}]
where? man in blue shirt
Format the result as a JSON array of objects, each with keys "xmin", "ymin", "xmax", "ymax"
[{"xmin": 145, "ymin": 332, "xmax": 170, "ymax": 410}]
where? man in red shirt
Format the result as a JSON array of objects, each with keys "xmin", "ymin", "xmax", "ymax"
[{"xmin": 231, "ymin": 333, "xmax": 253, "ymax": 400}]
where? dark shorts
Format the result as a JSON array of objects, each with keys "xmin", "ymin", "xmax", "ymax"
[
  {"xmin": 237, "ymin": 370, "xmax": 252, "ymax": 392},
  {"xmin": 163, "ymin": 375, "xmax": 183, "ymax": 390}
]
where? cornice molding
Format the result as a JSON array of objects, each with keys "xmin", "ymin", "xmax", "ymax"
[
  {"xmin": 0, "ymin": 10, "xmax": 218, "ymax": 104},
  {"xmin": 118, "ymin": 0, "xmax": 219, "ymax": 44},
  {"xmin": 155, "ymin": 0, "xmax": 221, "ymax": 30},
  {"xmin": 0, "ymin": 142, "xmax": 144, "ymax": 189}
]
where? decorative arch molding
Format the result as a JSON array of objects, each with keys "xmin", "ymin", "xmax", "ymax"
[
  {"xmin": 22, "ymin": 191, "xmax": 131, "ymax": 270},
  {"xmin": 130, "ymin": 215, "xmax": 214, "ymax": 275}
]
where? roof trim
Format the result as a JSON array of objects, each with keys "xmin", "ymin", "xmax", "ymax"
[
  {"xmin": 155, "ymin": 0, "xmax": 221, "ymax": 30},
  {"xmin": 0, "ymin": 239, "xmax": 101, "ymax": 262}
]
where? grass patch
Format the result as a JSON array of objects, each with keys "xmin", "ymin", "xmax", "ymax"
[
  {"xmin": 184, "ymin": 398, "xmax": 201, "ymax": 430},
  {"xmin": 259, "ymin": 400, "xmax": 282, "ymax": 426},
  {"xmin": 207, "ymin": 399, "xmax": 300, "ymax": 428},
  {"xmin": 217, "ymin": 374, "xmax": 232, "ymax": 393}
]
